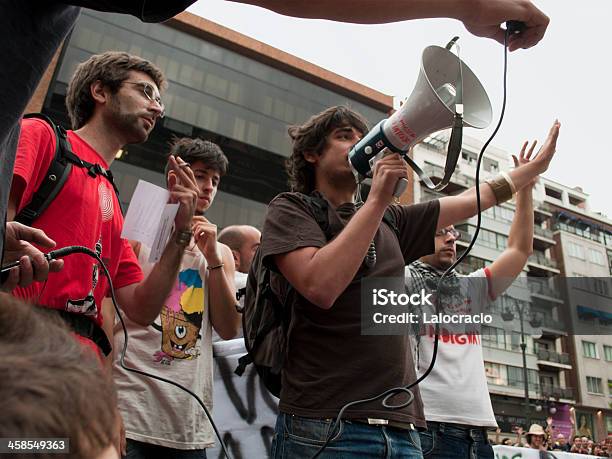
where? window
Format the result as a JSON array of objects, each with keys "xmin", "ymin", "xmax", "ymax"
[
  {"xmin": 545, "ymin": 187, "xmax": 563, "ymax": 200},
  {"xmin": 582, "ymin": 341, "xmax": 598, "ymax": 359},
  {"xmin": 483, "ymin": 158, "xmax": 499, "ymax": 173},
  {"xmin": 498, "ymin": 207, "xmax": 515, "ymax": 222},
  {"xmin": 589, "ymin": 249, "xmax": 606, "ymax": 265},
  {"xmin": 462, "ymin": 151, "xmax": 477, "ymax": 165},
  {"xmin": 507, "ymin": 366, "xmax": 539, "ymax": 391},
  {"xmin": 607, "ymin": 415, "xmax": 612, "ymax": 434},
  {"xmin": 482, "ymin": 326, "xmax": 506, "ymax": 350},
  {"xmin": 593, "ymin": 279, "xmax": 610, "ymax": 297},
  {"xmin": 608, "ymin": 380, "xmax": 612, "ymax": 396},
  {"xmin": 485, "ymin": 362, "xmax": 506, "ymax": 386},
  {"xmin": 605, "ymin": 345, "xmax": 612, "ymax": 362},
  {"xmin": 568, "ymin": 242, "xmax": 585, "ymax": 259},
  {"xmin": 586, "ymin": 376, "xmax": 603, "ymax": 394}
]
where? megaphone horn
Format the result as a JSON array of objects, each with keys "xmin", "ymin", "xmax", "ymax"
[{"xmin": 349, "ymin": 37, "xmax": 492, "ymax": 195}]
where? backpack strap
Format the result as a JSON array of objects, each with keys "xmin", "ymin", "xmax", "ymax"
[
  {"xmin": 303, "ymin": 192, "xmax": 400, "ymax": 242},
  {"xmin": 382, "ymin": 208, "xmax": 400, "ymax": 241},
  {"xmin": 54, "ymin": 309, "xmax": 113, "ymax": 357},
  {"xmin": 15, "ymin": 114, "xmax": 121, "ymax": 226},
  {"xmin": 16, "ymin": 114, "xmax": 74, "ymax": 226},
  {"xmin": 300, "ymin": 193, "xmax": 335, "ymax": 240}
]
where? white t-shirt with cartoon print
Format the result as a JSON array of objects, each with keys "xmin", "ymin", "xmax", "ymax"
[{"xmin": 113, "ymin": 244, "xmax": 215, "ymax": 449}]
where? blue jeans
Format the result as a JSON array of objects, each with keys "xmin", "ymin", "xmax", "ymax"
[
  {"xmin": 272, "ymin": 412, "xmax": 423, "ymax": 458},
  {"xmin": 124, "ymin": 439, "xmax": 207, "ymax": 459},
  {"xmin": 418, "ymin": 422, "xmax": 493, "ymax": 459}
]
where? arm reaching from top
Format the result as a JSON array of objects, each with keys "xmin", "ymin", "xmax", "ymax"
[{"xmin": 232, "ymin": 0, "xmax": 549, "ymax": 50}]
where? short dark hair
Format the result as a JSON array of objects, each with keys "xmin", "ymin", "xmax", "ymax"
[
  {"xmin": 286, "ymin": 106, "xmax": 369, "ymax": 194},
  {"xmin": 0, "ymin": 294, "xmax": 117, "ymax": 459},
  {"xmin": 164, "ymin": 137, "xmax": 228, "ymax": 177},
  {"xmin": 66, "ymin": 51, "xmax": 166, "ymax": 129}
]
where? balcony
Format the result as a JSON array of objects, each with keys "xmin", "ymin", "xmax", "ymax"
[
  {"xmin": 534, "ymin": 226, "xmax": 554, "ymax": 239},
  {"xmin": 528, "ymin": 278, "xmax": 563, "ymax": 302},
  {"xmin": 536, "ymin": 349, "xmax": 572, "ymax": 370},
  {"xmin": 528, "ymin": 252, "xmax": 560, "ymax": 275},
  {"xmin": 533, "ymin": 225, "xmax": 556, "ymax": 250},
  {"xmin": 540, "ymin": 384, "xmax": 574, "ymax": 401},
  {"xmin": 421, "ymin": 163, "xmax": 475, "ymax": 194},
  {"xmin": 531, "ymin": 309, "xmax": 566, "ymax": 336}
]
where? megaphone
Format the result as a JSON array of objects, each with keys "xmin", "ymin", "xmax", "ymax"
[{"xmin": 349, "ymin": 39, "xmax": 492, "ymax": 195}]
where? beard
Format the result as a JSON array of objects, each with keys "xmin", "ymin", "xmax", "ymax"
[{"xmin": 106, "ymin": 96, "xmax": 152, "ymax": 144}]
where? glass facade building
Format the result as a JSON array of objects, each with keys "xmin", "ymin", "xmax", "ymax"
[{"xmin": 42, "ymin": 10, "xmax": 391, "ymax": 228}]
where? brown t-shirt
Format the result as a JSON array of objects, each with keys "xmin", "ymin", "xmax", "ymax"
[{"xmin": 260, "ymin": 192, "xmax": 440, "ymax": 428}]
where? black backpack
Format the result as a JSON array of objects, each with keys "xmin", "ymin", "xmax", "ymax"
[
  {"xmin": 235, "ymin": 193, "xmax": 399, "ymax": 397},
  {"xmin": 15, "ymin": 113, "xmax": 120, "ymax": 226}
]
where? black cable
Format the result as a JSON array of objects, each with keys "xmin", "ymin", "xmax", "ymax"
[
  {"xmin": 312, "ymin": 28, "xmax": 512, "ymax": 458},
  {"xmin": 9, "ymin": 245, "xmax": 234, "ymax": 459}
]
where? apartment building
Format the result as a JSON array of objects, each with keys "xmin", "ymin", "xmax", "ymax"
[{"xmin": 540, "ymin": 178, "xmax": 612, "ymax": 441}]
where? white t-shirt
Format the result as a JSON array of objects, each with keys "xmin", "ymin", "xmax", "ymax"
[
  {"xmin": 235, "ymin": 271, "xmax": 248, "ymax": 309},
  {"xmin": 113, "ymin": 244, "xmax": 215, "ymax": 450},
  {"xmin": 405, "ymin": 266, "xmax": 497, "ymax": 427}
]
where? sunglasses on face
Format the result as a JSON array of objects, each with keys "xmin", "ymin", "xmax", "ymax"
[{"xmin": 123, "ymin": 81, "xmax": 165, "ymax": 118}]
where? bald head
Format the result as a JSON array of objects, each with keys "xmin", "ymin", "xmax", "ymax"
[{"xmin": 218, "ymin": 225, "xmax": 261, "ymax": 273}]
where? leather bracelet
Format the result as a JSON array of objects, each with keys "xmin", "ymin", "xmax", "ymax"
[
  {"xmin": 174, "ymin": 230, "xmax": 192, "ymax": 247},
  {"xmin": 485, "ymin": 174, "xmax": 514, "ymax": 204},
  {"xmin": 499, "ymin": 171, "xmax": 517, "ymax": 195},
  {"xmin": 207, "ymin": 263, "xmax": 224, "ymax": 270}
]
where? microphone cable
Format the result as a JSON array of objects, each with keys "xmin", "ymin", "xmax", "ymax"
[
  {"xmin": 312, "ymin": 24, "xmax": 517, "ymax": 458},
  {"xmin": 1, "ymin": 245, "xmax": 234, "ymax": 459}
]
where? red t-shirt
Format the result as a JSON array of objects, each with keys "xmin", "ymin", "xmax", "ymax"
[{"xmin": 12, "ymin": 118, "xmax": 143, "ymax": 327}]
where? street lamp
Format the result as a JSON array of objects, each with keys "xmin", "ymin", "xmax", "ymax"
[{"xmin": 502, "ymin": 297, "xmax": 542, "ymax": 427}]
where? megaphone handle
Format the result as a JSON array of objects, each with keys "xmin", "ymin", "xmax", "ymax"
[{"xmin": 393, "ymin": 178, "xmax": 408, "ymax": 198}]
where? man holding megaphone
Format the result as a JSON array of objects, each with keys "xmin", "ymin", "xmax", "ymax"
[{"xmin": 258, "ymin": 104, "xmax": 559, "ymax": 458}]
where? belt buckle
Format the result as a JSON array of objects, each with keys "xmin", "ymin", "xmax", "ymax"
[{"xmin": 367, "ymin": 418, "xmax": 389, "ymax": 425}]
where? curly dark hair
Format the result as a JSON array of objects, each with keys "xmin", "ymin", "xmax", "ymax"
[
  {"xmin": 286, "ymin": 106, "xmax": 369, "ymax": 194},
  {"xmin": 66, "ymin": 51, "xmax": 166, "ymax": 130}
]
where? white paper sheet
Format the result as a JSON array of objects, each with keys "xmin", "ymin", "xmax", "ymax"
[{"xmin": 121, "ymin": 180, "xmax": 179, "ymax": 262}]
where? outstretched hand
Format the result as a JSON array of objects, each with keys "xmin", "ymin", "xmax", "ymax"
[
  {"xmin": 513, "ymin": 139, "xmax": 538, "ymax": 188},
  {"xmin": 512, "ymin": 120, "xmax": 561, "ymax": 185}
]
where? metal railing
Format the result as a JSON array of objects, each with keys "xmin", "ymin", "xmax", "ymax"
[
  {"xmin": 536, "ymin": 349, "xmax": 571, "ymax": 365},
  {"xmin": 528, "ymin": 252, "xmax": 558, "ymax": 269},
  {"xmin": 528, "ymin": 278, "xmax": 561, "ymax": 299},
  {"xmin": 422, "ymin": 163, "xmax": 475, "ymax": 188},
  {"xmin": 534, "ymin": 225, "xmax": 554, "ymax": 240},
  {"xmin": 540, "ymin": 384, "xmax": 574, "ymax": 400}
]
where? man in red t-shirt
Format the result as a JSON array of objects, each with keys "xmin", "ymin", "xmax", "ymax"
[{"xmin": 8, "ymin": 51, "xmax": 200, "ymax": 356}]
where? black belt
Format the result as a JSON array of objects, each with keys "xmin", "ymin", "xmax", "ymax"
[{"xmin": 55, "ymin": 309, "xmax": 112, "ymax": 356}]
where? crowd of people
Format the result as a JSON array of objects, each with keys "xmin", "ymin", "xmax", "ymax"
[
  {"xmin": 493, "ymin": 422, "xmax": 611, "ymax": 456},
  {"xmin": 4, "ymin": 1, "xmax": 611, "ymax": 459}
]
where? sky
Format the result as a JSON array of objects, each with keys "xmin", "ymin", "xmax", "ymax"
[{"xmin": 188, "ymin": 0, "xmax": 611, "ymax": 218}]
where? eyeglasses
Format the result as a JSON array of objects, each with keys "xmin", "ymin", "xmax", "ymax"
[
  {"xmin": 124, "ymin": 81, "xmax": 165, "ymax": 118},
  {"xmin": 435, "ymin": 228, "xmax": 461, "ymax": 240}
]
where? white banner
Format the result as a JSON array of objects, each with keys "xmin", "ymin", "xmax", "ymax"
[{"xmin": 493, "ymin": 445, "xmax": 599, "ymax": 459}]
